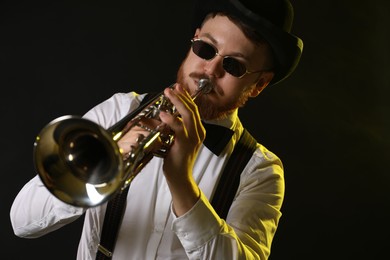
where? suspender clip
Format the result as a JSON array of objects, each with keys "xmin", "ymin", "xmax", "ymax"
[{"xmin": 98, "ymin": 244, "xmax": 113, "ymax": 258}]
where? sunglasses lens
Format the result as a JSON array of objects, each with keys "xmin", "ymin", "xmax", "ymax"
[
  {"xmin": 192, "ymin": 40, "xmax": 216, "ymax": 60},
  {"xmin": 223, "ymin": 57, "xmax": 246, "ymax": 78},
  {"xmin": 192, "ymin": 39, "xmax": 248, "ymax": 78}
]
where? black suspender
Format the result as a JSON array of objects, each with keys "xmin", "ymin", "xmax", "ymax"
[
  {"xmin": 96, "ymin": 186, "xmax": 129, "ymax": 259},
  {"xmin": 96, "ymin": 94, "xmax": 257, "ymax": 259},
  {"xmin": 96, "ymin": 94, "xmax": 154, "ymax": 260},
  {"xmin": 211, "ymin": 129, "xmax": 257, "ymax": 219}
]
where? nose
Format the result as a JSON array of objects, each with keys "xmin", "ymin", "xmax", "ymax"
[{"xmin": 203, "ymin": 55, "xmax": 224, "ymax": 78}]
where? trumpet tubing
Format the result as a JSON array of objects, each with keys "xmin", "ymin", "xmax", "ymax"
[{"xmin": 33, "ymin": 79, "xmax": 212, "ymax": 207}]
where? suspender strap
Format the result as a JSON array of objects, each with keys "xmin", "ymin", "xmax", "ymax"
[
  {"xmin": 95, "ymin": 93, "xmax": 154, "ymax": 260},
  {"xmin": 96, "ymin": 187, "xmax": 129, "ymax": 260},
  {"xmin": 211, "ymin": 129, "xmax": 257, "ymax": 219}
]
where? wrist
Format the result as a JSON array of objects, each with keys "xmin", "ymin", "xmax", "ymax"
[{"xmin": 166, "ymin": 177, "xmax": 200, "ymax": 217}]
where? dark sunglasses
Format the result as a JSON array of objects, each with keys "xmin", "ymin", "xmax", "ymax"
[{"xmin": 191, "ymin": 38, "xmax": 265, "ymax": 78}]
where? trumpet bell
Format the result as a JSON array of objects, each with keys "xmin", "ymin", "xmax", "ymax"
[
  {"xmin": 32, "ymin": 79, "xmax": 213, "ymax": 208},
  {"xmin": 33, "ymin": 115, "xmax": 124, "ymax": 207}
]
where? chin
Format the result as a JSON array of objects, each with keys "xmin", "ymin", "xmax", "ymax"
[{"xmin": 196, "ymin": 95, "xmax": 233, "ymax": 121}]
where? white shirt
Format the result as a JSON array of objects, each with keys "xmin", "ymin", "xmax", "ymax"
[{"xmin": 10, "ymin": 92, "xmax": 285, "ymax": 260}]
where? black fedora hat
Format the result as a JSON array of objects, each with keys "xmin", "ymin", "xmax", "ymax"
[{"xmin": 191, "ymin": 0, "xmax": 303, "ymax": 86}]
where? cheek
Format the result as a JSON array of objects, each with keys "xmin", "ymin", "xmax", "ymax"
[
  {"xmin": 182, "ymin": 51, "xmax": 202, "ymax": 72},
  {"xmin": 217, "ymin": 80, "xmax": 245, "ymax": 100},
  {"xmin": 218, "ymin": 82, "xmax": 253, "ymax": 106}
]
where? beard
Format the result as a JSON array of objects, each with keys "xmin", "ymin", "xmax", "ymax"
[{"xmin": 175, "ymin": 62, "xmax": 253, "ymax": 121}]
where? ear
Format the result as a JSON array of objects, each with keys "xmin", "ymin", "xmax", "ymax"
[
  {"xmin": 249, "ymin": 71, "xmax": 274, "ymax": 97},
  {"xmin": 194, "ymin": 28, "xmax": 200, "ymax": 37}
]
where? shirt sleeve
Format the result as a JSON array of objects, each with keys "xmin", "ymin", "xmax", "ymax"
[
  {"xmin": 171, "ymin": 145, "xmax": 284, "ymax": 260},
  {"xmin": 10, "ymin": 175, "xmax": 85, "ymax": 238},
  {"xmin": 10, "ymin": 92, "xmax": 144, "ymax": 239}
]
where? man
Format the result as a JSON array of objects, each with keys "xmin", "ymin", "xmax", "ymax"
[{"xmin": 10, "ymin": 0, "xmax": 303, "ymax": 259}]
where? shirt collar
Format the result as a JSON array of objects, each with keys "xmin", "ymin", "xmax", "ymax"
[{"xmin": 202, "ymin": 109, "xmax": 238, "ymax": 156}]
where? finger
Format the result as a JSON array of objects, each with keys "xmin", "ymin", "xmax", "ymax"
[
  {"xmin": 174, "ymin": 85, "xmax": 206, "ymax": 141},
  {"xmin": 174, "ymin": 84, "xmax": 199, "ymax": 114},
  {"xmin": 165, "ymin": 87, "xmax": 195, "ymax": 128},
  {"xmin": 117, "ymin": 120, "xmax": 155, "ymax": 154},
  {"xmin": 164, "ymin": 86, "xmax": 205, "ymax": 142},
  {"xmin": 159, "ymin": 110, "xmax": 184, "ymax": 135}
]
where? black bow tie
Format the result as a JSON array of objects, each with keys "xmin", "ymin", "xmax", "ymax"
[{"xmin": 202, "ymin": 122, "xmax": 234, "ymax": 156}]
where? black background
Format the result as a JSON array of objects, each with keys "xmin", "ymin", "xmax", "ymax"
[{"xmin": 2, "ymin": 1, "xmax": 389, "ymax": 259}]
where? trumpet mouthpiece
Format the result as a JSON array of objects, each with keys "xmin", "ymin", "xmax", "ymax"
[
  {"xmin": 192, "ymin": 78, "xmax": 213, "ymax": 101},
  {"xmin": 198, "ymin": 78, "xmax": 212, "ymax": 94}
]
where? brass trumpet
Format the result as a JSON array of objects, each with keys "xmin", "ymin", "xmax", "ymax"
[{"xmin": 33, "ymin": 79, "xmax": 212, "ymax": 207}]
